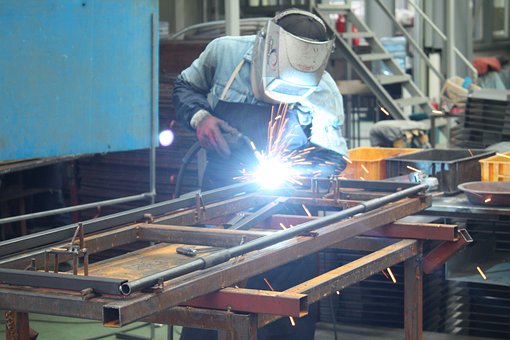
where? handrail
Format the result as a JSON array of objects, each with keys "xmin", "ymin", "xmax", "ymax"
[
  {"xmin": 407, "ymin": 0, "xmax": 478, "ymax": 82},
  {"xmin": 375, "ymin": 0, "xmax": 445, "ymax": 83}
]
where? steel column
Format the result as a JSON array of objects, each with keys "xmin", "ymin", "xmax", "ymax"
[{"xmin": 404, "ymin": 244, "xmax": 423, "ymax": 340}]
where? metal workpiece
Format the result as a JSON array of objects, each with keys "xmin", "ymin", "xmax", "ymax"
[
  {"xmin": 0, "ymin": 181, "xmax": 259, "ymax": 258},
  {"xmin": 118, "ymin": 183, "xmax": 429, "ymax": 296},
  {"xmin": 0, "ymin": 178, "xmax": 464, "ymax": 338},
  {"xmin": 0, "ymin": 268, "xmax": 127, "ymax": 295}
]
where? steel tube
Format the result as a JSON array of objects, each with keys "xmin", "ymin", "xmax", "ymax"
[
  {"xmin": 120, "ymin": 183, "xmax": 429, "ymax": 295},
  {"xmin": 0, "ymin": 193, "xmax": 152, "ymax": 225},
  {"xmin": 0, "ymin": 182, "xmax": 258, "ymax": 257},
  {"xmin": 0, "ymin": 268, "xmax": 127, "ymax": 295}
]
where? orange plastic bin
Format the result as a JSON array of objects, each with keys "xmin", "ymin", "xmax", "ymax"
[
  {"xmin": 479, "ymin": 152, "xmax": 510, "ymax": 182},
  {"xmin": 341, "ymin": 147, "xmax": 420, "ymax": 180}
]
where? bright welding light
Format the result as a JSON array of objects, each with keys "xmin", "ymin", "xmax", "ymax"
[
  {"xmin": 159, "ymin": 129, "xmax": 174, "ymax": 146},
  {"xmin": 254, "ymin": 157, "xmax": 294, "ymax": 189}
]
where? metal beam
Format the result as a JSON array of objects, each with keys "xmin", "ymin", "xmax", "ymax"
[
  {"xmin": 258, "ymin": 239, "xmax": 418, "ymax": 328},
  {"xmin": 183, "ymin": 287, "xmax": 308, "ymax": 318},
  {"xmin": 0, "ymin": 268, "xmax": 127, "ymax": 295}
]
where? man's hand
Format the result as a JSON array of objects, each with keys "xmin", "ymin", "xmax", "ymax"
[{"xmin": 196, "ymin": 115, "xmax": 238, "ymax": 158}]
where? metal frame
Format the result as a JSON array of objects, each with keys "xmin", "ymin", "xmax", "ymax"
[{"xmin": 0, "ymin": 180, "xmax": 470, "ymax": 339}]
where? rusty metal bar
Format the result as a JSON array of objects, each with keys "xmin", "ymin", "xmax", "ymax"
[
  {"xmin": 153, "ymin": 193, "xmax": 268, "ymax": 226},
  {"xmin": 257, "ymin": 239, "xmax": 419, "ymax": 327},
  {"xmin": 0, "ymin": 268, "xmax": 127, "ymax": 295},
  {"xmin": 422, "ymin": 229, "xmax": 473, "ymax": 274},
  {"xmin": 119, "ymin": 184, "xmax": 429, "ymax": 296},
  {"xmin": 366, "ymin": 222, "xmax": 459, "ymax": 241},
  {"xmin": 0, "ymin": 225, "xmax": 138, "ymax": 270},
  {"xmin": 264, "ymin": 216, "xmax": 459, "ymax": 241},
  {"xmin": 145, "ymin": 306, "xmax": 258, "ymax": 339},
  {"xmin": 138, "ymin": 225, "xmax": 270, "ymax": 248},
  {"xmin": 5, "ymin": 311, "xmax": 30, "ymax": 340},
  {"xmin": 102, "ymin": 195, "xmax": 429, "ymax": 326},
  {"xmin": 229, "ymin": 197, "xmax": 287, "ymax": 230},
  {"xmin": 404, "ymin": 246, "xmax": 423, "ymax": 340},
  {"xmin": 183, "ymin": 287, "xmax": 307, "ymax": 318},
  {"xmin": 0, "ymin": 287, "xmax": 105, "ymax": 320},
  {"xmin": 0, "ymin": 181, "xmax": 258, "ymax": 258}
]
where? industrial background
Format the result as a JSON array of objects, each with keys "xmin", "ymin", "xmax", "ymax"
[{"xmin": 1, "ymin": 0, "xmax": 510, "ymax": 339}]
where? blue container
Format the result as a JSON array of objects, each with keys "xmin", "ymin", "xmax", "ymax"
[{"xmin": 0, "ymin": 0, "xmax": 158, "ymax": 161}]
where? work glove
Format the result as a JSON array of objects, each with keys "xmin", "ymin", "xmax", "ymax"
[{"xmin": 195, "ymin": 115, "xmax": 238, "ymax": 158}]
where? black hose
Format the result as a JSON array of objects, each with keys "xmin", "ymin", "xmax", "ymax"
[
  {"xmin": 120, "ymin": 182, "xmax": 429, "ymax": 295},
  {"xmin": 174, "ymin": 141, "xmax": 203, "ymax": 198}
]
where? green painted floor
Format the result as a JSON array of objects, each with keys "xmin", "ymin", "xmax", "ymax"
[{"xmin": 1, "ymin": 313, "xmax": 493, "ymax": 340}]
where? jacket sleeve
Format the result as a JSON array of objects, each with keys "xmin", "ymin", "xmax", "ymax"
[
  {"xmin": 298, "ymin": 72, "xmax": 348, "ymax": 156},
  {"xmin": 173, "ymin": 76, "xmax": 212, "ymax": 129},
  {"xmin": 173, "ymin": 39, "xmax": 220, "ymax": 129}
]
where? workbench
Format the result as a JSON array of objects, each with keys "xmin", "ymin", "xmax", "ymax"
[{"xmin": 0, "ymin": 180, "xmax": 469, "ymax": 340}]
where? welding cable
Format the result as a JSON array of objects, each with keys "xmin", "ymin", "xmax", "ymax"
[
  {"xmin": 174, "ymin": 141, "xmax": 202, "ymax": 198},
  {"xmin": 119, "ymin": 182, "xmax": 429, "ymax": 295}
]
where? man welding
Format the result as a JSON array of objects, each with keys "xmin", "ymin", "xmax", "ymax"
[
  {"xmin": 173, "ymin": 8, "xmax": 347, "ymax": 339},
  {"xmin": 174, "ymin": 8, "xmax": 347, "ymax": 191}
]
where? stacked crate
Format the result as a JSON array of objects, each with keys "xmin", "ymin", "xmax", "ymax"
[{"xmin": 452, "ymin": 89, "xmax": 510, "ymax": 148}]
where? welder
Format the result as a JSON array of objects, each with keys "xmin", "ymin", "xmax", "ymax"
[
  {"xmin": 174, "ymin": 8, "xmax": 347, "ymax": 191},
  {"xmin": 173, "ymin": 8, "xmax": 347, "ymax": 339}
]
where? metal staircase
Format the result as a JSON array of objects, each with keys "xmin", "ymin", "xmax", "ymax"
[{"xmin": 313, "ymin": 4, "xmax": 434, "ymax": 122}]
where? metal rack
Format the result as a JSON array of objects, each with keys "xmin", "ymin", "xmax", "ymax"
[{"xmin": 0, "ymin": 180, "xmax": 470, "ymax": 339}]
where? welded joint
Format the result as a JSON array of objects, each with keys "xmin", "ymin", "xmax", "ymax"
[{"xmin": 195, "ymin": 192, "xmax": 206, "ymax": 223}]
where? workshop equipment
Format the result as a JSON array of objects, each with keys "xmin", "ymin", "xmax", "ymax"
[
  {"xmin": 341, "ymin": 147, "xmax": 419, "ymax": 180},
  {"xmin": 385, "ymin": 148, "xmax": 495, "ymax": 194},
  {"xmin": 458, "ymin": 181, "xmax": 510, "ymax": 206}
]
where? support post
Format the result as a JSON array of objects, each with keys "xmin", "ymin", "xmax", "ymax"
[
  {"xmin": 5, "ymin": 311, "xmax": 31, "ymax": 340},
  {"xmin": 404, "ymin": 243, "xmax": 423, "ymax": 340}
]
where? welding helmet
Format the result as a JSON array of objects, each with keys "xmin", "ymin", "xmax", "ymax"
[{"xmin": 251, "ymin": 9, "xmax": 334, "ymax": 104}]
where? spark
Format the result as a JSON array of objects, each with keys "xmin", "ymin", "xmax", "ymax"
[
  {"xmin": 359, "ymin": 176, "xmax": 365, "ymax": 180},
  {"xmin": 380, "ymin": 106, "xmax": 390, "ymax": 116},
  {"xmin": 239, "ymin": 103, "xmax": 341, "ymax": 189},
  {"xmin": 302, "ymin": 204, "xmax": 312, "ymax": 217},
  {"xmin": 342, "ymin": 155, "xmax": 353, "ymax": 164},
  {"xmin": 279, "ymin": 223, "xmax": 287, "ymax": 230},
  {"xmin": 361, "ymin": 164, "xmax": 369, "ymax": 174},
  {"xmin": 406, "ymin": 165, "xmax": 422, "ymax": 173},
  {"xmin": 432, "ymin": 109, "xmax": 443, "ymax": 116},
  {"xmin": 336, "ymin": 290, "xmax": 341, "ymax": 295},
  {"xmin": 476, "ymin": 266, "xmax": 487, "ymax": 280},
  {"xmin": 484, "ymin": 197, "xmax": 492, "ymax": 203},
  {"xmin": 467, "ymin": 149, "xmax": 473, "ymax": 157},
  {"xmin": 387, "ymin": 268, "xmax": 397, "ymax": 283}
]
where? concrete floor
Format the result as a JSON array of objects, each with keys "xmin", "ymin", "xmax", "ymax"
[{"xmin": 0, "ymin": 313, "xmax": 493, "ymax": 340}]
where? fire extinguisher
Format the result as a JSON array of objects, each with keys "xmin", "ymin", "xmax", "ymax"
[
  {"xmin": 335, "ymin": 14, "xmax": 359, "ymax": 46},
  {"xmin": 336, "ymin": 14, "xmax": 346, "ymax": 33}
]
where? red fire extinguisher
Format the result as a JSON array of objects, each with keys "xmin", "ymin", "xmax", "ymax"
[{"xmin": 336, "ymin": 14, "xmax": 359, "ymax": 46}]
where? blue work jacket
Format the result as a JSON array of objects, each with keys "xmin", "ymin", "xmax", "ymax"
[{"xmin": 173, "ymin": 35, "xmax": 348, "ymax": 155}]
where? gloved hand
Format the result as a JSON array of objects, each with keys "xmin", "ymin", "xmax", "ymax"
[{"xmin": 196, "ymin": 115, "xmax": 238, "ymax": 158}]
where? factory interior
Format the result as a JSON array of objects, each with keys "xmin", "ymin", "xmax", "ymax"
[{"xmin": 1, "ymin": 0, "xmax": 510, "ymax": 339}]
